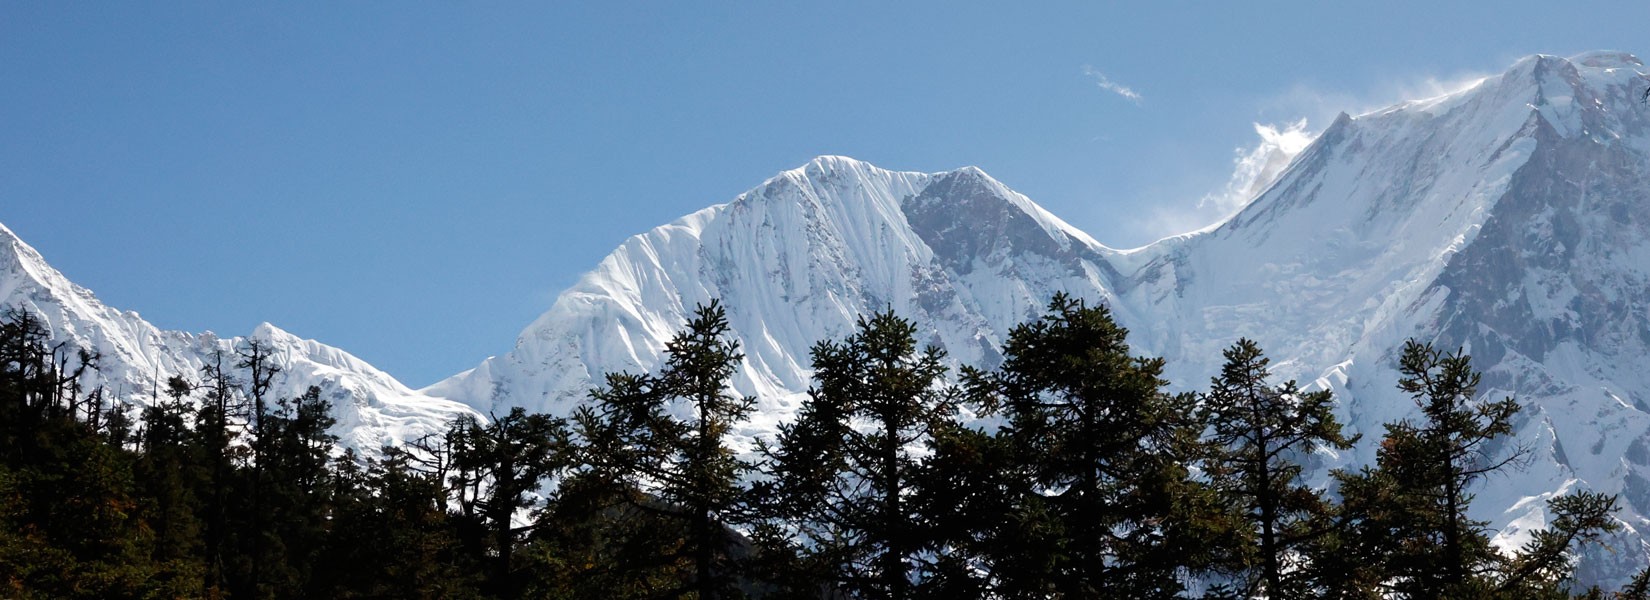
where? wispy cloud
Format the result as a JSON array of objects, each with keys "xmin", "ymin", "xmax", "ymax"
[
  {"xmin": 1197, "ymin": 119, "xmax": 1315, "ymax": 216},
  {"xmin": 1132, "ymin": 120, "xmax": 1319, "ymax": 242},
  {"xmin": 1082, "ymin": 65, "xmax": 1143, "ymax": 105}
]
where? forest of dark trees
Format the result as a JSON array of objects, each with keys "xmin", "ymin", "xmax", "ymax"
[{"xmin": 1, "ymin": 296, "xmax": 1646, "ymax": 599}]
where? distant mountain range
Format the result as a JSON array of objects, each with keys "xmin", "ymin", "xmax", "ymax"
[{"xmin": 6, "ymin": 50, "xmax": 1649, "ymax": 583}]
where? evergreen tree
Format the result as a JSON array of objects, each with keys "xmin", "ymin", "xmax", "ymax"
[
  {"xmin": 0, "ymin": 308, "xmax": 161, "ymax": 598},
  {"xmin": 316, "ymin": 447, "xmax": 481, "ymax": 599},
  {"xmin": 1497, "ymin": 491, "xmax": 1620, "ymax": 597},
  {"xmin": 1338, "ymin": 340, "xmax": 1523, "ymax": 597},
  {"xmin": 234, "ymin": 339, "xmax": 281, "ymax": 597},
  {"xmin": 522, "ymin": 471, "xmax": 695, "ymax": 599},
  {"xmin": 133, "ymin": 374, "xmax": 207, "ymax": 594},
  {"xmin": 193, "ymin": 348, "xmax": 247, "ymax": 596},
  {"xmin": 965, "ymin": 293, "xmax": 1227, "ymax": 597},
  {"xmin": 1328, "ymin": 340, "xmax": 1619, "ymax": 598},
  {"xmin": 576, "ymin": 300, "xmax": 758, "ymax": 599},
  {"xmin": 1611, "ymin": 567, "xmax": 1650, "ymax": 599},
  {"xmin": 447, "ymin": 407, "xmax": 573, "ymax": 597},
  {"xmin": 250, "ymin": 385, "xmax": 339, "ymax": 597},
  {"xmin": 763, "ymin": 309, "xmax": 955, "ymax": 599},
  {"xmin": 1199, "ymin": 338, "xmax": 1353, "ymax": 598},
  {"xmin": 907, "ymin": 420, "xmax": 1031, "ymax": 598}
]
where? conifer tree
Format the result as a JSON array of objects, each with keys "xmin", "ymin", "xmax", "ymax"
[
  {"xmin": 763, "ymin": 309, "xmax": 955, "ymax": 600},
  {"xmin": 193, "ymin": 348, "xmax": 245, "ymax": 595},
  {"xmin": 1342, "ymin": 340, "xmax": 1523, "ymax": 596},
  {"xmin": 966, "ymin": 293, "xmax": 1226, "ymax": 597},
  {"xmin": 447, "ymin": 407, "xmax": 572, "ymax": 597},
  {"xmin": 134, "ymin": 374, "xmax": 207, "ymax": 592},
  {"xmin": 0, "ymin": 308, "xmax": 161, "ymax": 598},
  {"xmin": 907, "ymin": 419, "xmax": 1028, "ymax": 598},
  {"xmin": 1328, "ymin": 340, "xmax": 1619, "ymax": 598},
  {"xmin": 251, "ymin": 385, "xmax": 339, "ymax": 596},
  {"xmin": 234, "ymin": 338, "xmax": 286, "ymax": 598},
  {"xmin": 317, "ymin": 447, "xmax": 481, "ymax": 599},
  {"xmin": 576, "ymin": 300, "xmax": 758, "ymax": 599},
  {"xmin": 1200, "ymin": 338, "xmax": 1353, "ymax": 598}
]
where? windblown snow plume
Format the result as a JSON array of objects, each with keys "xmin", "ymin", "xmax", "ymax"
[{"xmin": 1199, "ymin": 119, "xmax": 1316, "ymax": 216}]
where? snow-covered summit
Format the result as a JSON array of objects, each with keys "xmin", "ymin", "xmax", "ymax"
[
  {"xmin": 429, "ymin": 52, "xmax": 1650, "ymax": 584},
  {"xmin": 1571, "ymin": 50, "xmax": 1642, "ymax": 69},
  {"xmin": 425, "ymin": 155, "xmax": 1124, "ymax": 439},
  {"xmin": 1108, "ymin": 51, "xmax": 1650, "ymax": 583},
  {"xmin": 0, "ymin": 223, "xmax": 479, "ymax": 452}
]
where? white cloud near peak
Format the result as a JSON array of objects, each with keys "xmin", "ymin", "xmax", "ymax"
[
  {"xmin": 1130, "ymin": 119, "xmax": 1319, "ymax": 244},
  {"xmin": 1198, "ymin": 119, "xmax": 1315, "ymax": 215}
]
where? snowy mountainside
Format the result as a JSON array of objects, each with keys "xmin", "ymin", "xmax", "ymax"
[
  {"xmin": 425, "ymin": 156, "xmax": 1127, "ymax": 438},
  {"xmin": 0, "ymin": 222, "xmax": 479, "ymax": 451},
  {"xmin": 430, "ymin": 51, "xmax": 1650, "ymax": 581},
  {"xmin": 1117, "ymin": 50, "xmax": 1650, "ymax": 580}
]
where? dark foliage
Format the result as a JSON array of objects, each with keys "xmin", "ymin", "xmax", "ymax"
[{"xmin": 0, "ymin": 302, "xmax": 1634, "ymax": 599}]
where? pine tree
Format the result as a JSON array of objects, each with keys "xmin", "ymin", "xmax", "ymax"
[
  {"xmin": 576, "ymin": 300, "xmax": 758, "ymax": 599},
  {"xmin": 966, "ymin": 293, "xmax": 1225, "ymax": 597},
  {"xmin": 1329, "ymin": 340, "xmax": 1619, "ymax": 598},
  {"xmin": 235, "ymin": 339, "xmax": 282, "ymax": 597},
  {"xmin": 447, "ymin": 407, "xmax": 573, "ymax": 597},
  {"xmin": 1343, "ymin": 340, "xmax": 1524, "ymax": 596},
  {"xmin": 1199, "ymin": 338, "xmax": 1353, "ymax": 598},
  {"xmin": 133, "ymin": 374, "xmax": 207, "ymax": 593},
  {"xmin": 316, "ymin": 447, "xmax": 481, "ymax": 599},
  {"xmin": 907, "ymin": 420, "xmax": 1029, "ymax": 598},
  {"xmin": 763, "ymin": 309, "xmax": 955, "ymax": 599},
  {"xmin": 193, "ymin": 348, "xmax": 247, "ymax": 596},
  {"xmin": 250, "ymin": 385, "xmax": 340, "ymax": 596},
  {"xmin": 522, "ymin": 471, "xmax": 693, "ymax": 598},
  {"xmin": 1498, "ymin": 490, "xmax": 1620, "ymax": 597},
  {"xmin": 0, "ymin": 308, "xmax": 161, "ymax": 598}
]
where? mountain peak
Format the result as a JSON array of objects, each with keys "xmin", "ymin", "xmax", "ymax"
[
  {"xmin": 251, "ymin": 321, "xmax": 299, "ymax": 343},
  {"xmin": 785, "ymin": 155, "xmax": 889, "ymax": 183},
  {"xmin": 1568, "ymin": 50, "xmax": 1643, "ymax": 69},
  {"xmin": 803, "ymin": 154, "xmax": 869, "ymax": 170},
  {"xmin": 0, "ymin": 219, "xmax": 479, "ymax": 452}
]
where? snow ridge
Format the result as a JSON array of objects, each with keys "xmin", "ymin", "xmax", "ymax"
[
  {"xmin": 425, "ymin": 155, "xmax": 1124, "ymax": 441},
  {"xmin": 0, "ymin": 223, "xmax": 479, "ymax": 452}
]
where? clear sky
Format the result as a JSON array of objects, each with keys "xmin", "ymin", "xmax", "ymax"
[{"xmin": 3, "ymin": 1, "xmax": 1646, "ymax": 387}]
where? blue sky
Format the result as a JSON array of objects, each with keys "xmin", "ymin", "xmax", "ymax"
[{"xmin": 3, "ymin": 2, "xmax": 1646, "ymax": 387}]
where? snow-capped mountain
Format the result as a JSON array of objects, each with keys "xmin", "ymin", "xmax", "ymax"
[
  {"xmin": 1117, "ymin": 49, "xmax": 1650, "ymax": 581},
  {"xmin": 9, "ymin": 48, "xmax": 1646, "ymax": 583},
  {"xmin": 0, "ymin": 222, "xmax": 479, "ymax": 451},
  {"xmin": 423, "ymin": 156, "xmax": 1130, "ymax": 441},
  {"xmin": 428, "ymin": 51, "xmax": 1650, "ymax": 581}
]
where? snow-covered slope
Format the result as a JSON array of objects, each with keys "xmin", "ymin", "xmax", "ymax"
[
  {"xmin": 0, "ymin": 222, "xmax": 479, "ymax": 451},
  {"xmin": 426, "ymin": 156, "xmax": 1127, "ymax": 440},
  {"xmin": 430, "ymin": 51, "xmax": 1650, "ymax": 582},
  {"xmin": 1117, "ymin": 50, "xmax": 1650, "ymax": 581}
]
